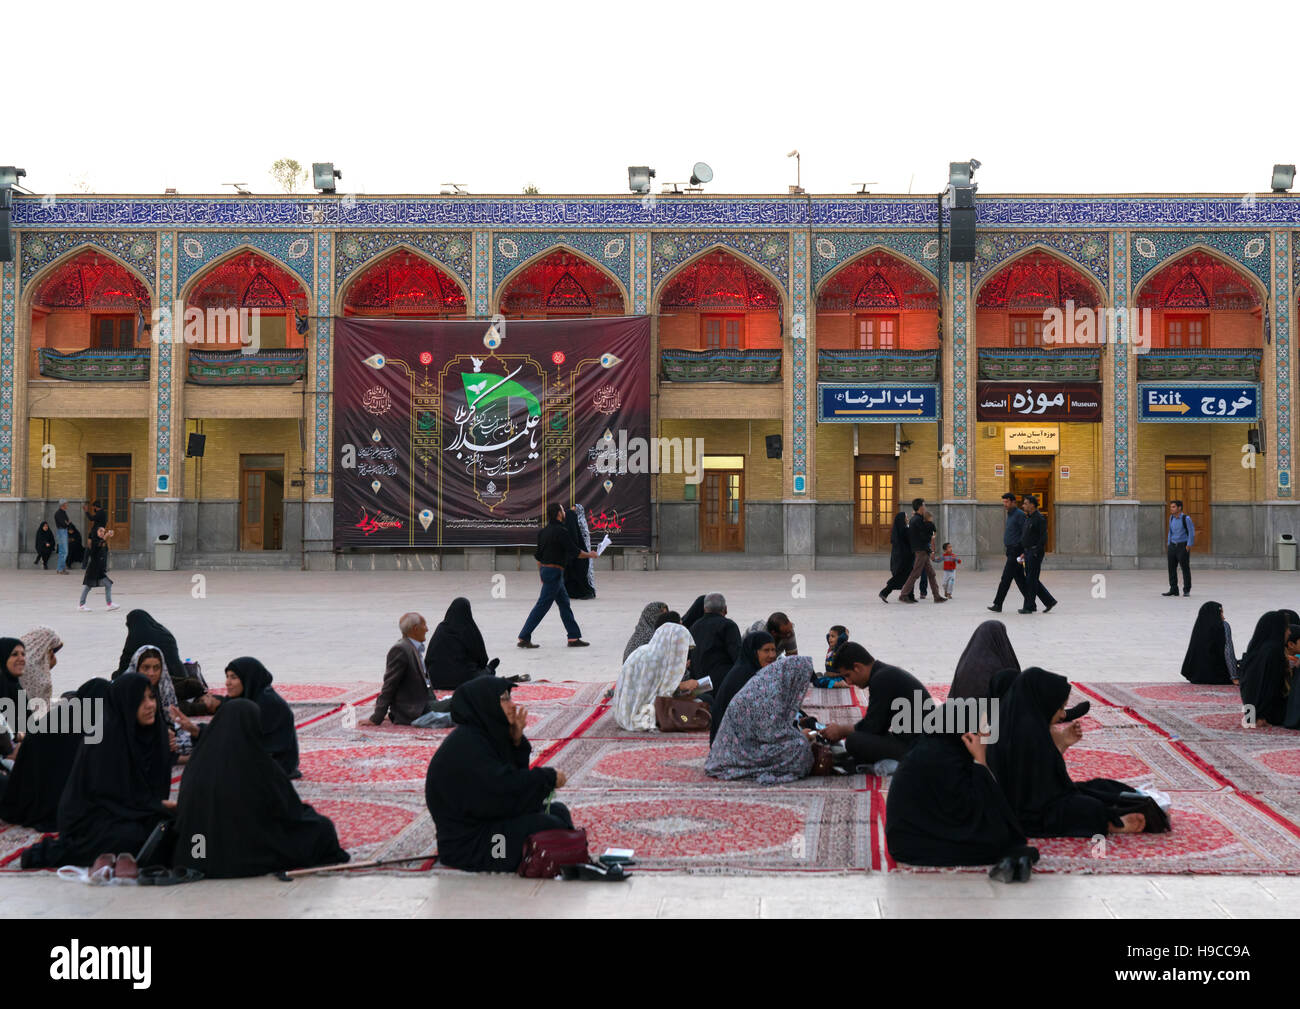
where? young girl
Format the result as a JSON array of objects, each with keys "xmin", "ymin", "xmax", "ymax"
[
  {"xmin": 79, "ymin": 526, "xmax": 119, "ymax": 612},
  {"xmin": 816, "ymin": 626, "xmax": 849, "ymax": 688},
  {"xmin": 941, "ymin": 542, "xmax": 961, "ymax": 599}
]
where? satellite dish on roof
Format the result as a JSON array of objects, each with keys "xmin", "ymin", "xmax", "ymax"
[{"xmin": 690, "ymin": 162, "xmax": 713, "ymax": 185}]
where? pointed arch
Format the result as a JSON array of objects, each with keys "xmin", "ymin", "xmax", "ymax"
[
  {"xmin": 653, "ymin": 244, "xmax": 786, "ymax": 313},
  {"xmin": 22, "ymin": 244, "xmax": 155, "ymax": 314},
  {"xmin": 179, "ymin": 244, "xmax": 309, "ymax": 306},
  {"xmin": 1132, "ymin": 244, "xmax": 1266, "ymax": 310},
  {"xmin": 335, "ymin": 242, "xmax": 470, "ymax": 315},
  {"xmin": 494, "ymin": 243, "xmax": 628, "ymax": 316},
  {"xmin": 973, "ymin": 244, "xmax": 1107, "ymax": 309},
  {"xmin": 814, "ymin": 246, "xmax": 939, "ymax": 308}
]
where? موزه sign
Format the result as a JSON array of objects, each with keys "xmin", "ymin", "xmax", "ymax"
[
  {"xmin": 976, "ymin": 382, "xmax": 1102, "ymax": 422},
  {"xmin": 1004, "ymin": 426, "xmax": 1059, "ymax": 452}
]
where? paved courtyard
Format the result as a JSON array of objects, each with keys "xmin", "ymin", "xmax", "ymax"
[{"xmin": 4, "ymin": 564, "xmax": 1299, "ymax": 918}]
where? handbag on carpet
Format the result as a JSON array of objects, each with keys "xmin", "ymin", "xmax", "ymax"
[
  {"xmin": 810, "ymin": 742, "xmax": 835, "ymax": 776},
  {"xmin": 654, "ymin": 696, "xmax": 711, "ymax": 732},
  {"xmin": 518, "ymin": 828, "xmax": 590, "ymax": 878}
]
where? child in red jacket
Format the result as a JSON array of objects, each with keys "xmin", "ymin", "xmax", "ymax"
[{"xmin": 940, "ymin": 542, "xmax": 961, "ymax": 599}]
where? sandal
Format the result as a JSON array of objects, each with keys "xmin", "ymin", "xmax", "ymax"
[
  {"xmin": 560, "ymin": 861, "xmax": 631, "ymax": 882},
  {"xmin": 90, "ymin": 852, "xmax": 115, "ymax": 884},
  {"xmin": 111, "ymin": 852, "xmax": 139, "ymax": 884}
]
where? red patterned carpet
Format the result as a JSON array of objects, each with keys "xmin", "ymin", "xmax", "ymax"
[{"xmin": 4, "ymin": 679, "xmax": 1300, "ymax": 875}]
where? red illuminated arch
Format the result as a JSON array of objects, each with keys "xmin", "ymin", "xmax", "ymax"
[
  {"xmin": 341, "ymin": 248, "xmax": 468, "ymax": 317},
  {"xmin": 976, "ymin": 250, "xmax": 1104, "ymax": 310},
  {"xmin": 1132, "ymin": 249, "xmax": 1263, "ymax": 349},
  {"xmin": 498, "ymin": 249, "xmax": 625, "ymax": 317},
  {"xmin": 657, "ymin": 248, "xmax": 781, "ymax": 312},
  {"xmin": 183, "ymin": 249, "xmax": 309, "ymax": 350},
  {"xmin": 815, "ymin": 250, "xmax": 938, "ymax": 312},
  {"xmin": 29, "ymin": 250, "xmax": 151, "ymax": 314}
]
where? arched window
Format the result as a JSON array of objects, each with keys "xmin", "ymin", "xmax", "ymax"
[
  {"xmin": 816, "ymin": 252, "xmax": 939, "ymax": 350},
  {"xmin": 1135, "ymin": 251, "xmax": 1262, "ymax": 348},
  {"xmin": 976, "ymin": 251, "xmax": 1102, "ymax": 348},
  {"xmin": 498, "ymin": 251, "xmax": 623, "ymax": 317},
  {"xmin": 342, "ymin": 250, "xmax": 468, "ymax": 317},
  {"xmin": 657, "ymin": 250, "xmax": 781, "ymax": 350},
  {"xmin": 29, "ymin": 251, "xmax": 151, "ymax": 357},
  {"xmin": 187, "ymin": 251, "xmax": 309, "ymax": 350}
]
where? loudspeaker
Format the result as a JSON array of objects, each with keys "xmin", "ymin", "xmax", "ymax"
[
  {"xmin": 949, "ymin": 207, "xmax": 977, "ymax": 262},
  {"xmin": 186, "ymin": 433, "xmax": 207, "ymax": 458},
  {"xmin": 765, "ymin": 434, "xmax": 783, "ymax": 459},
  {"xmin": 1248, "ymin": 428, "xmax": 1264, "ymax": 454},
  {"xmin": 0, "ymin": 205, "xmax": 12, "ymax": 262}
]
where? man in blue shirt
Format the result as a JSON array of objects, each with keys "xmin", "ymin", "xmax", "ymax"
[{"xmin": 1163, "ymin": 499, "xmax": 1195, "ymax": 597}]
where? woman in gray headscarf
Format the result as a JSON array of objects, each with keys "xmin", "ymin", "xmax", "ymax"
[
  {"xmin": 705, "ymin": 655, "xmax": 816, "ymax": 785},
  {"xmin": 623, "ymin": 601, "xmax": 669, "ymax": 661}
]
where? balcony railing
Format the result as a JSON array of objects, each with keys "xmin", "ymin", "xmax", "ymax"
[
  {"xmin": 38, "ymin": 348, "xmax": 150, "ymax": 382},
  {"xmin": 1135, "ymin": 348, "xmax": 1262, "ymax": 382},
  {"xmin": 660, "ymin": 348, "xmax": 782, "ymax": 383},
  {"xmin": 817, "ymin": 349, "xmax": 939, "ymax": 382},
  {"xmin": 977, "ymin": 347, "xmax": 1101, "ymax": 382},
  {"xmin": 187, "ymin": 349, "xmax": 308, "ymax": 385}
]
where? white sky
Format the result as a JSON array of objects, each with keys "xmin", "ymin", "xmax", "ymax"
[{"xmin": 10, "ymin": 0, "xmax": 1299, "ymax": 197}]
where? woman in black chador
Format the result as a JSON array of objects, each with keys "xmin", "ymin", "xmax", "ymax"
[
  {"xmin": 1180, "ymin": 601, "xmax": 1238, "ymax": 685},
  {"xmin": 426, "ymin": 597, "xmax": 500, "ymax": 690}
]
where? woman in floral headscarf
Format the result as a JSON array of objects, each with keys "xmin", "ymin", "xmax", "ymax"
[
  {"xmin": 613, "ymin": 623, "xmax": 693, "ymax": 731},
  {"xmin": 623, "ymin": 602, "xmax": 669, "ymax": 662},
  {"xmin": 705, "ymin": 655, "xmax": 816, "ymax": 785},
  {"xmin": 19, "ymin": 626, "xmax": 62, "ymax": 708}
]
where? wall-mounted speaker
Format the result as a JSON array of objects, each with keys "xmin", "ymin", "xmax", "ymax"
[
  {"xmin": 949, "ymin": 207, "xmax": 976, "ymax": 262},
  {"xmin": 765, "ymin": 434, "xmax": 783, "ymax": 459},
  {"xmin": 186, "ymin": 433, "xmax": 207, "ymax": 458}
]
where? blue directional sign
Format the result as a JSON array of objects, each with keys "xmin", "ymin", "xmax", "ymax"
[
  {"xmin": 818, "ymin": 384, "xmax": 940, "ymax": 423},
  {"xmin": 1137, "ymin": 384, "xmax": 1259, "ymax": 423}
]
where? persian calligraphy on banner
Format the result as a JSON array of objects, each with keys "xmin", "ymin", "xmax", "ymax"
[
  {"xmin": 818, "ymin": 384, "xmax": 940, "ymax": 423},
  {"xmin": 333, "ymin": 317, "xmax": 651, "ymax": 548},
  {"xmin": 976, "ymin": 382, "xmax": 1103, "ymax": 422},
  {"xmin": 1137, "ymin": 384, "xmax": 1259, "ymax": 423}
]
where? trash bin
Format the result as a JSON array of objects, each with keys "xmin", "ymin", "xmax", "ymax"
[
  {"xmin": 154, "ymin": 534, "xmax": 176, "ymax": 572},
  {"xmin": 1278, "ymin": 534, "xmax": 1297, "ymax": 572}
]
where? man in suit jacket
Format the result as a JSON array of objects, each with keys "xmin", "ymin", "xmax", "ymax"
[
  {"xmin": 370, "ymin": 612, "xmax": 452, "ymax": 726},
  {"xmin": 1018, "ymin": 495, "xmax": 1058, "ymax": 615}
]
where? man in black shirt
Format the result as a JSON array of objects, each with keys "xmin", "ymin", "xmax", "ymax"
[
  {"xmin": 826, "ymin": 642, "xmax": 932, "ymax": 764},
  {"xmin": 1017, "ymin": 494, "xmax": 1057, "ymax": 614},
  {"xmin": 898, "ymin": 498, "xmax": 945, "ymax": 604},
  {"xmin": 989, "ymin": 492, "xmax": 1028, "ymax": 612},
  {"xmin": 517, "ymin": 502, "xmax": 597, "ymax": 648}
]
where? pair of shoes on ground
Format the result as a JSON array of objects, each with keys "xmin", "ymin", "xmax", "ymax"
[
  {"xmin": 1162, "ymin": 589, "xmax": 1191, "ymax": 597},
  {"xmin": 1015, "ymin": 601, "xmax": 1057, "ymax": 614},
  {"xmin": 78, "ymin": 604, "xmax": 120, "ymax": 612},
  {"xmin": 517, "ymin": 639, "xmax": 589, "ymax": 648},
  {"xmin": 59, "ymin": 852, "xmax": 138, "ymax": 885},
  {"xmin": 988, "ymin": 850, "xmax": 1038, "ymax": 883}
]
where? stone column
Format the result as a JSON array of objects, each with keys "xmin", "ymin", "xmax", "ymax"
[
  {"xmin": 784, "ymin": 229, "xmax": 814, "ymax": 569},
  {"xmin": 941, "ymin": 258, "xmax": 977, "ymax": 564},
  {"xmin": 144, "ymin": 231, "xmax": 183, "ymax": 565},
  {"xmin": 1103, "ymin": 229, "xmax": 1139, "ymax": 568},
  {"xmin": 303, "ymin": 231, "xmax": 336, "ymax": 569},
  {"xmin": 0, "ymin": 256, "xmax": 20, "ymax": 566}
]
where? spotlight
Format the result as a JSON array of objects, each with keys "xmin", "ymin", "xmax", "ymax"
[
  {"xmin": 312, "ymin": 163, "xmax": 342, "ymax": 193},
  {"xmin": 689, "ymin": 162, "xmax": 713, "ymax": 186},
  {"xmin": 1272, "ymin": 164, "xmax": 1296, "ymax": 193},
  {"xmin": 949, "ymin": 160, "xmax": 980, "ymax": 189},
  {"xmin": 628, "ymin": 166, "xmax": 656, "ymax": 194},
  {"xmin": 0, "ymin": 167, "xmax": 25, "ymax": 188}
]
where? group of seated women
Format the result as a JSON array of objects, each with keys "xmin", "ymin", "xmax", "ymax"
[{"xmin": 1, "ymin": 610, "xmax": 342, "ymax": 879}]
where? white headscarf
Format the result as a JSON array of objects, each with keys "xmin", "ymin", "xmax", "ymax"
[
  {"xmin": 19, "ymin": 625, "xmax": 61, "ymax": 706},
  {"xmin": 613, "ymin": 623, "xmax": 693, "ymax": 731}
]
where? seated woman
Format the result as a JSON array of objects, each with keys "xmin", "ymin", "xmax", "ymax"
[
  {"xmin": 172, "ymin": 699, "xmax": 348, "ymax": 878},
  {"xmin": 709, "ymin": 630, "xmax": 776, "ymax": 745},
  {"xmin": 885, "ymin": 703, "xmax": 1038, "ymax": 880},
  {"xmin": 19, "ymin": 626, "xmax": 61, "ymax": 708},
  {"xmin": 124, "ymin": 646, "xmax": 192, "ymax": 759},
  {"xmin": 612, "ymin": 624, "xmax": 694, "ymax": 731},
  {"xmin": 34, "ymin": 522, "xmax": 55, "ymax": 570},
  {"xmin": 1180, "ymin": 601, "xmax": 1239, "ymax": 685},
  {"xmin": 949, "ymin": 620, "xmax": 1020, "ymax": 700},
  {"xmin": 0, "ymin": 638, "xmax": 25, "ymax": 780},
  {"xmin": 204, "ymin": 658, "xmax": 300, "ymax": 778},
  {"xmin": 987, "ymin": 667, "xmax": 1146, "ymax": 838},
  {"xmin": 21, "ymin": 673, "xmax": 173, "ymax": 869},
  {"xmin": 426, "ymin": 598, "xmax": 502, "ymax": 690},
  {"xmin": 113, "ymin": 610, "xmax": 207, "ymax": 712},
  {"xmin": 425, "ymin": 677, "xmax": 570, "ymax": 872},
  {"xmin": 705, "ymin": 655, "xmax": 818, "ymax": 784},
  {"xmin": 682, "ymin": 595, "xmax": 706, "ymax": 630},
  {"xmin": 0, "ymin": 678, "xmax": 111, "ymax": 830},
  {"xmin": 623, "ymin": 602, "xmax": 669, "ymax": 662},
  {"xmin": 1238, "ymin": 611, "xmax": 1294, "ymax": 727}
]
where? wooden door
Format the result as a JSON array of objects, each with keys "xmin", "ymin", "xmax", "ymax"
[
  {"xmin": 240, "ymin": 470, "xmax": 266, "ymax": 550},
  {"xmin": 1165, "ymin": 457, "xmax": 1211, "ymax": 553},
  {"xmin": 1009, "ymin": 455, "xmax": 1054, "ymax": 553},
  {"xmin": 700, "ymin": 470, "xmax": 744, "ymax": 552},
  {"xmin": 89, "ymin": 461, "xmax": 131, "ymax": 546},
  {"xmin": 854, "ymin": 456, "xmax": 896, "ymax": 552}
]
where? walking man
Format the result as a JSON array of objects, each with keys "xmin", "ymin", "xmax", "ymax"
[
  {"xmin": 517, "ymin": 502, "xmax": 597, "ymax": 648},
  {"xmin": 899, "ymin": 499, "xmax": 946, "ymax": 604},
  {"xmin": 1163, "ymin": 499, "xmax": 1194, "ymax": 597},
  {"xmin": 1018, "ymin": 494, "xmax": 1057, "ymax": 615},
  {"xmin": 53, "ymin": 499, "xmax": 70, "ymax": 574},
  {"xmin": 989, "ymin": 492, "xmax": 1028, "ymax": 613}
]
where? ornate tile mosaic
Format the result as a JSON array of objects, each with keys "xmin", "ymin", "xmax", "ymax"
[
  {"xmin": 633, "ymin": 232, "xmax": 648, "ymax": 315},
  {"xmin": 177, "ymin": 231, "xmax": 314, "ymax": 289},
  {"xmin": 154, "ymin": 233, "xmax": 175, "ymax": 492},
  {"xmin": 650, "ymin": 232, "xmax": 789, "ymax": 293},
  {"xmin": 334, "ymin": 231, "xmax": 472, "ymax": 293},
  {"xmin": 972, "ymin": 231, "xmax": 1110, "ymax": 294},
  {"xmin": 314, "ymin": 234, "xmax": 333, "ymax": 495},
  {"xmin": 1275, "ymin": 232, "xmax": 1293, "ymax": 497},
  {"xmin": 0, "ymin": 260, "xmax": 14, "ymax": 494},
  {"xmin": 473, "ymin": 231, "xmax": 490, "ymax": 316},
  {"xmin": 490, "ymin": 231, "xmax": 631, "ymax": 295},
  {"xmin": 951, "ymin": 262, "xmax": 969, "ymax": 499},
  {"xmin": 810, "ymin": 232, "xmax": 940, "ymax": 289},
  {"xmin": 1129, "ymin": 231, "xmax": 1271, "ymax": 291},
  {"xmin": 20, "ymin": 231, "xmax": 157, "ymax": 294},
  {"xmin": 1113, "ymin": 232, "xmax": 1130, "ymax": 497},
  {"xmin": 792, "ymin": 231, "xmax": 808, "ymax": 495}
]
